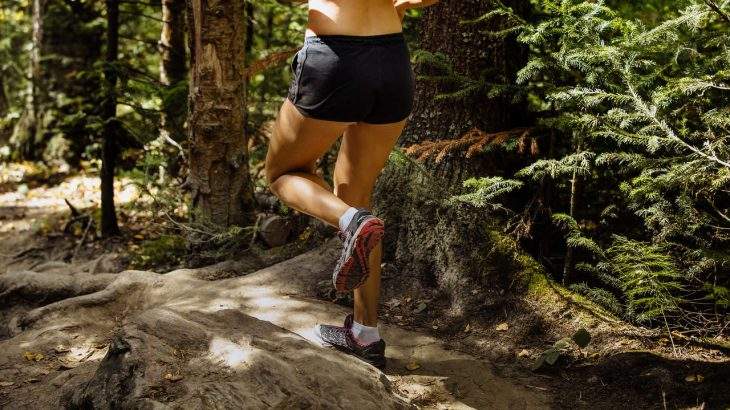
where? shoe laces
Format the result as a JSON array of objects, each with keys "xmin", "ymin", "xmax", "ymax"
[{"xmin": 337, "ymin": 229, "xmax": 352, "ymax": 243}]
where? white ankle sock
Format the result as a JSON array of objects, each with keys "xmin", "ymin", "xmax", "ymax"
[
  {"xmin": 350, "ymin": 320, "xmax": 380, "ymax": 345},
  {"xmin": 338, "ymin": 207, "xmax": 359, "ymax": 232}
]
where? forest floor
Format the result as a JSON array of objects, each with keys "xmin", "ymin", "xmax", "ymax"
[{"xmin": 0, "ymin": 165, "xmax": 728, "ymax": 409}]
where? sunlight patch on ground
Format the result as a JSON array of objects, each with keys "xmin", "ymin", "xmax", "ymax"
[
  {"xmin": 198, "ymin": 297, "xmax": 241, "ymax": 312},
  {"xmin": 0, "ymin": 175, "xmax": 139, "ymax": 210},
  {"xmin": 0, "ymin": 175, "xmax": 140, "ymax": 233},
  {"xmin": 207, "ymin": 336, "xmax": 255, "ymax": 369},
  {"xmin": 224, "ymin": 286, "xmax": 315, "ymax": 334}
]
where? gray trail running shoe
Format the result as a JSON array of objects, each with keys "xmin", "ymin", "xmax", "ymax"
[
  {"xmin": 313, "ymin": 314, "xmax": 386, "ymax": 369},
  {"xmin": 333, "ymin": 208, "xmax": 384, "ymax": 292}
]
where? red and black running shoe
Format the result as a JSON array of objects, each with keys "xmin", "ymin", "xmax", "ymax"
[
  {"xmin": 313, "ymin": 314, "xmax": 386, "ymax": 369},
  {"xmin": 333, "ymin": 208, "xmax": 384, "ymax": 292}
]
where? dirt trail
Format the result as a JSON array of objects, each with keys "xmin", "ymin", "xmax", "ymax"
[
  {"xmin": 0, "ymin": 172, "xmax": 549, "ymax": 408},
  {"xmin": 210, "ymin": 241, "xmax": 549, "ymax": 408},
  {"xmin": 0, "ymin": 237, "xmax": 549, "ymax": 408}
]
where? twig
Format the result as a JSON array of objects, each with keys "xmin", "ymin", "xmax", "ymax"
[
  {"xmin": 708, "ymin": 199, "xmax": 730, "ymax": 224},
  {"xmin": 64, "ymin": 199, "xmax": 81, "ymax": 217},
  {"xmin": 12, "ymin": 245, "xmax": 50, "ymax": 260},
  {"xmin": 248, "ymin": 214, "xmax": 262, "ymax": 248},
  {"xmin": 703, "ymin": 0, "xmax": 730, "ymax": 23},
  {"xmin": 162, "ymin": 134, "xmax": 186, "ymax": 160},
  {"xmin": 119, "ymin": 10, "xmax": 169, "ymax": 23},
  {"xmin": 662, "ymin": 310, "xmax": 678, "ymax": 357},
  {"xmin": 623, "ymin": 68, "xmax": 730, "ymax": 169},
  {"xmin": 118, "ymin": 34, "xmax": 162, "ymax": 50},
  {"xmin": 72, "ymin": 217, "xmax": 94, "ymax": 261}
]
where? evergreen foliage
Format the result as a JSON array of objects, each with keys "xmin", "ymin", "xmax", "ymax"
[
  {"xmin": 601, "ymin": 235, "xmax": 684, "ymax": 324},
  {"xmin": 450, "ymin": 0, "xmax": 730, "ymax": 333}
]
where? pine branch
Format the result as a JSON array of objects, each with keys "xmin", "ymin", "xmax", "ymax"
[
  {"xmin": 622, "ymin": 67, "xmax": 730, "ymax": 168},
  {"xmin": 703, "ymin": 0, "xmax": 730, "ymax": 23}
]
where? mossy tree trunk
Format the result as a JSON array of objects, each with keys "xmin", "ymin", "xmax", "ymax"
[
  {"xmin": 373, "ymin": 0, "xmax": 531, "ymax": 315},
  {"xmin": 185, "ymin": 0, "xmax": 255, "ymax": 227}
]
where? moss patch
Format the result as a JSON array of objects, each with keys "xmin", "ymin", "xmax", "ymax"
[{"xmin": 131, "ymin": 234, "xmax": 187, "ymax": 270}]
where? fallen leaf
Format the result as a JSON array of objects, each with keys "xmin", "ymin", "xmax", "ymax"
[
  {"xmin": 414, "ymin": 302, "xmax": 427, "ymax": 313},
  {"xmin": 405, "ymin": 361, "xmax": 421, "ymax": 371},
  {"xmin": 58, "ymin": 360, "xmax": 79, "ymax": 370},
  {"xmin": 54, "ymin": 345, "xmax": 70, "ymax": 353},
  {"xmin": 0, "ymin": 381, "xmax": 14, "ymax": 387},
  {"xmin": 495, "ymin": 323, "xmax": 509, "ymax": 331},
  {"xmin": 133, "ymin": 234, "xmax": 144, "ymax": 240},
  {"xmin": 543, "ymin": 348, "xmax": 561, "ymax": 365},
  {"xmin": 685, "ymin": 374, "xmax": 704, "ymax": 383},
  {"xmin": 164, "ymin": 373, "xmax": 184, "ymax": 382},
  {"xmin": 432, "ymin": 325, "xmax": 439, "ymax": 330},
  {"xmin": 464, "ymin": 324, "xmax": 471, "ymax": 333},
  {"xmin": 23, "ymin": 352, "xmax": 44, "ymax": 361},
  {"xmin": 517, "ymin": 349, "xmax": 530, "ymax": 358}
]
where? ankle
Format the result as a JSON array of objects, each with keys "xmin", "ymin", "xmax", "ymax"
[
  {"xmin": 350, "ymin": 319, "xmax": 381, "ymax": 345},
  {"xmin": 353, "ymin": 313, "xmax": 378, "ymax": 327},
  {"xmin": 338, "ymin": 207, "xmax": 359, "ymax": 232}
]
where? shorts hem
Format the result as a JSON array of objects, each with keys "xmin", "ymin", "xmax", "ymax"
[
  {"xmin": 361, "ymin": 113, "xmax": 412, "ymax": 125},
  {"xmin": 287, "ymin": 97, "xmax": 361, "ymax": 123}
]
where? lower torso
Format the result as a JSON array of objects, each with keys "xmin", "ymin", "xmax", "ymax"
[{"xmin": 306, "ymin": 0, "xmax": 402, "ymax": 37}]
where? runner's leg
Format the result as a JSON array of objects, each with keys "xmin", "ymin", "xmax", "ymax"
[
  {"xmin": 333, "ymin": 119, "xmax": 407, "ymax": 326},
  {"xmin": 266, "ymin": 99, "xmax": 353, "ymax": 227}
]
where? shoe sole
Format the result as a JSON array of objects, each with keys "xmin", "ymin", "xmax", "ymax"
[
  {"xmin": 322, "ymin": 342, "xmax": 387, "ymax": 370},
  {"xmin": 314, "ymin": 322, "xmax": 386, "ymax": 370},
  {"xmin": 333, "ymin": 217, "xmax": 384, "ymax": 292}
]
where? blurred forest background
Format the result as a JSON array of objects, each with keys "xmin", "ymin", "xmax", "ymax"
[{"xmin": 0, "ymin": 0, "xmax": 728, "ymax": 389}]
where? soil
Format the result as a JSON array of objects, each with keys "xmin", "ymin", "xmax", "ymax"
[{"xmin": 0, "ymin": 169, "xmax": 728, "ymax": 409}]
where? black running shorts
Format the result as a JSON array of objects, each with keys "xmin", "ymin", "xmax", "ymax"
[{"xmin": 287, "ymin": 32, "xmax": 415, "ymax": 124}]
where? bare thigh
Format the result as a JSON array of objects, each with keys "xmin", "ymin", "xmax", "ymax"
[
  {"xmin": 266, "ymin": 99, "xmax": 351, "ymax": 183},
  {"xmin": 333, "ymin": 120, "xmax": 407, "ymax": 207}
]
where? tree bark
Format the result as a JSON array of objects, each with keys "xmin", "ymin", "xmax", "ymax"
[
  {"xmin": 159, "ymin": 0, "xmax": 187, "ymax": 144},
  {"xmin": 101, "ymin": 0, "xmax": 120, "ymax": 237},
  {"xmin": 0, "ymin": 75, "xmax": 10, "ymax": 144},
  {"xmin": 185, "ymin": 0, "xmax": 255, "ymax": 227},
  {"xmin": 373, "ymin": 0, "xmax": 531, "ymax": 315}
]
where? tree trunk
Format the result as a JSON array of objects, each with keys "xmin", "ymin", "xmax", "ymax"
[
  {"xmin": 562, "ymin": 170, "xmax": 579, "ymax": 284},
  {"xmin": 0, "ymin": 75, "xmax": 9, "ymax": 144},
  {"xmin": 562, "ymin": 143, "xmax": 582, "ymax": 284},
  {"xmin": 373, "ymin": 0, "xmax": 531, "ymax": 315},
  {"xmin": 0, "ymin": 69, "xmax": 8, "ymax": 117},
  {"xmin": 185, "ymin": 0, "xmax": 255, "ymax": 227},
  {"xmin": 159, "ymin": 0, "xmax": 187, "ymax": 144},
  {"xmin": 100, "ymin": 0, "xmax": 120, "ymax": 237}
]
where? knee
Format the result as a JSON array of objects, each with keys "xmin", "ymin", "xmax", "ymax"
[{"xmin": 265, "ymin": 160, "xmax": 316, "ymax": 195}]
